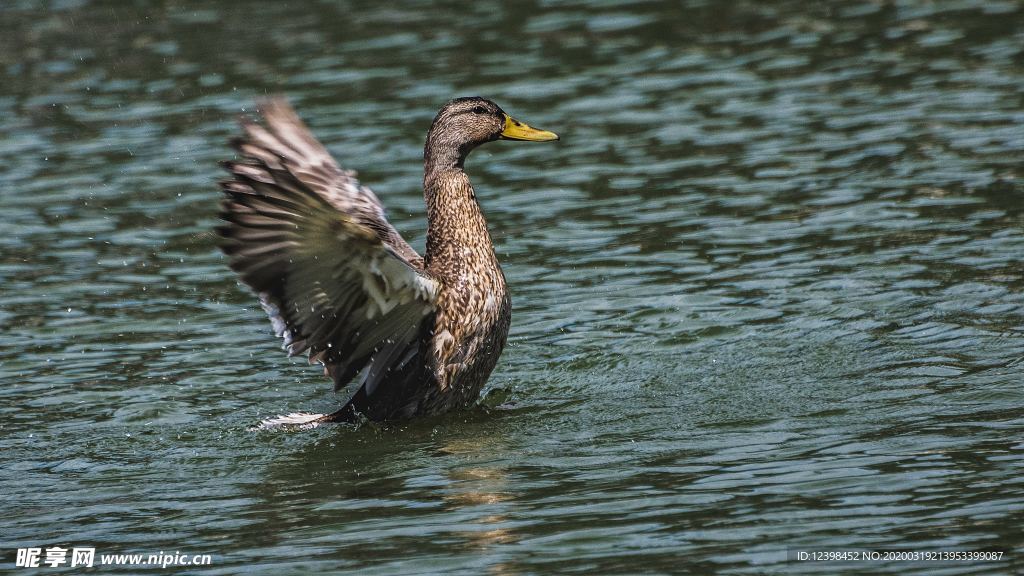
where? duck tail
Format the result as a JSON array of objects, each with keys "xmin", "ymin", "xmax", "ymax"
[{"xmin": 249, "ymin": 412, "xmax": 328, "ymax": 431}]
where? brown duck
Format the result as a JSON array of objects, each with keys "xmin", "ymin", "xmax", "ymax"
[{"xmin": 218, "ymin": 97, "xmax": 558, "ymax": 425}]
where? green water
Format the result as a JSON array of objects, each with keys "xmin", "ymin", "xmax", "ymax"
[{"xmin": 2, "ymin": 0, "xmax": 1023, "ymax": 574}]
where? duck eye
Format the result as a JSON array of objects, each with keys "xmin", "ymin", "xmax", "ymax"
[{"xmin": 472, "ymin": 106, "xmax": 487, "ymax": 115}]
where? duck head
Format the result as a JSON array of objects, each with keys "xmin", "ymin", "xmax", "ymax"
[{"xmin": 424, "ymin": 97, "xmax": 558, "ymax": 169}]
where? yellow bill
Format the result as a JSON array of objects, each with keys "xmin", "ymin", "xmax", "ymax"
[{"xmin": 500, "ymin": 114, "xmax": 559, "ymax": 141}]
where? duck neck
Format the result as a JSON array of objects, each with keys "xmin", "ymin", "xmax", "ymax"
[
  {"xmin": 423, "ymin": 162, "xmax": 498, "ymax": 275},
  {"xmin": 424, "ymin": 135, "xmax": 466, "ymax": 172}
]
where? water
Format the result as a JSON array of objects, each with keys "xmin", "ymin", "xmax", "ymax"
[{"xmin": 1, "ymin": 0, "xmax": 1023, "ymax": 573}]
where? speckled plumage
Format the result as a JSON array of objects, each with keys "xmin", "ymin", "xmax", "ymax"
[{"xmin": 217, "ymin": 97, "xmax": 555, "ymax": 424}]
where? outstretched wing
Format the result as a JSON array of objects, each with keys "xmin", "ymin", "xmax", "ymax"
[{"xmin": 217, "ymin": 97, "xmax": 438, "ymax": 394}]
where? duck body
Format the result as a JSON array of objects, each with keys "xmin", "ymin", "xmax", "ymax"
[
  {"xmin": 343, "ymin": 168, "xmax": 512, "ymax": 420},
  {"xmin": 217, "ymin": 97, "xmax": 556, "ymax": 423}
]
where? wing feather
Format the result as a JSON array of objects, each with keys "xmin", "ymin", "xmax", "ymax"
[{"xmin": 218, "ymin": 97, "xmax": 438, "ymax": 393}]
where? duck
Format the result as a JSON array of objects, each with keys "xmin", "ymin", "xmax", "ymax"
[{"xmin": 217, "ymin": 97, "xmax": 558, "ymax": 425}]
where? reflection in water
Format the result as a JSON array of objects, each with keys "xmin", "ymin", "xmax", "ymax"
[
  {"xmin": 438, "ymin": 438, "xmax": 517, "ymax": 554},
  {"xmin": 236, "ymin": 419, "xmax": 526, "ymax": 573}
]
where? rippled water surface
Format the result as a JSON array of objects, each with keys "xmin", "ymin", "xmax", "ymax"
[{"xmin": 2, "ymin": 0, "xmax": 1023, "ymax": 573}]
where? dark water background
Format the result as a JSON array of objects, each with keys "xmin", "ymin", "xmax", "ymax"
[{"xmin": 1, "ymin": 0, "xmax": 1023, "ymax": 574}]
